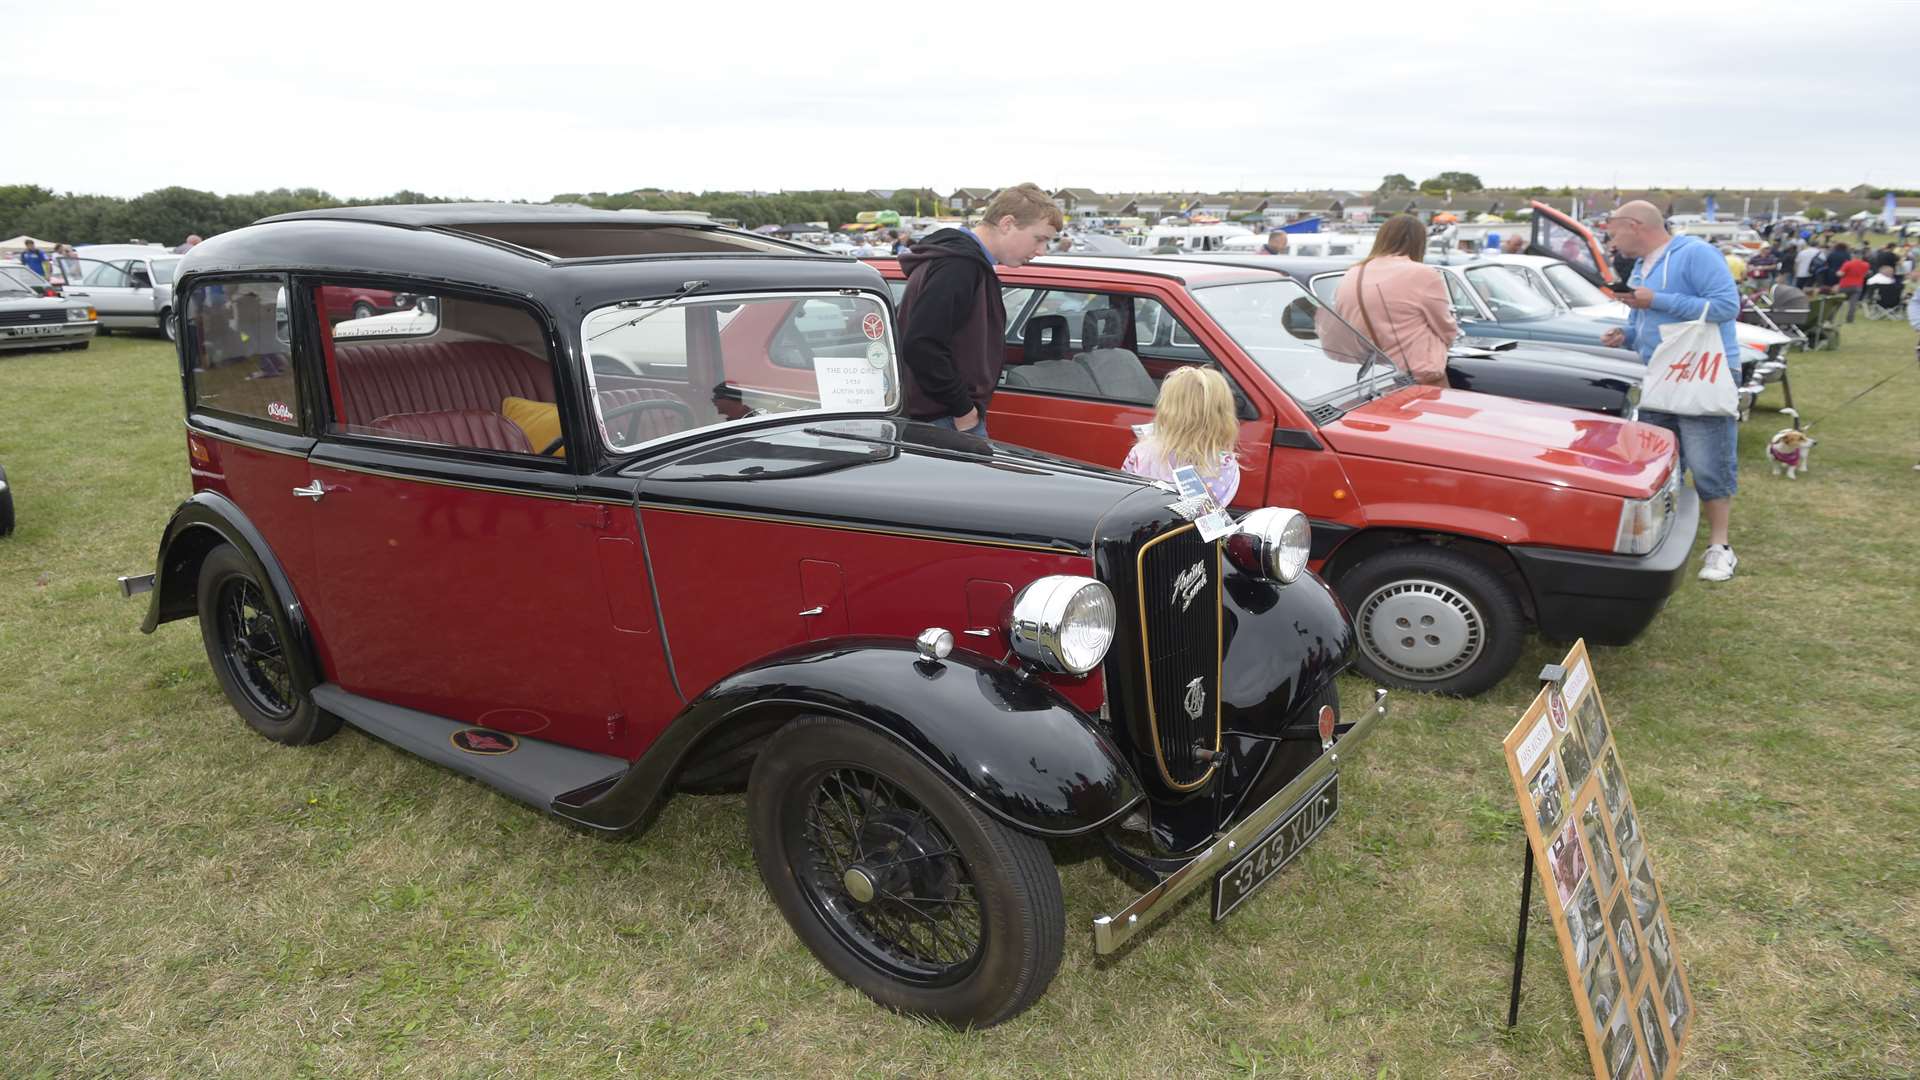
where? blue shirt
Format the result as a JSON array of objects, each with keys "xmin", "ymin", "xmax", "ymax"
[
  {"xmin": 18, "ymin": 249, "xmax": 47, "ymax": 276},
  {"xmin": 961, "ymin": 228, "xmax": 998, "ymax": 266},
  {"xmin": 1623, "ymin": 234, "xmax": 1739, "ymax": 365}
]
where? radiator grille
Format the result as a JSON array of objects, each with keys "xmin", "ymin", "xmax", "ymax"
[{"xmin": 1136, "ymin": 525, "xmax": 1223, "ymax": 788}]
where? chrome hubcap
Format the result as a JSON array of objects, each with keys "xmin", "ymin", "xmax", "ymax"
[
  {"xmin": 1357, "ymin": 578, "xmax": 1483, "ymax": 680},
  {"xmin": 843, "ymin": 866, "xmax": 877, "ymax": 904}
]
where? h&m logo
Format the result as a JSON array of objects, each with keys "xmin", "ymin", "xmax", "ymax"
[{"xmin": 1665, "ymin": 350, "xmax": 1723, "ymax": 383}]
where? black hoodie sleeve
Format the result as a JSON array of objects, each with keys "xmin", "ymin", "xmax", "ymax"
[{"xmin": 900, "ymin": 257, "xmax": 985, "ymax": 417}]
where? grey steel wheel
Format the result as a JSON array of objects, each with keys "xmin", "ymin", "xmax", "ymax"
[
  {"xmin": 161, "ymin": 308, "xmax": 176, "ymax": 342},
  {"xmin": 1335, "ymin": 545, "xmax": 1525, "ymax": 697},
  {"xmin": 1355, "ymin": 577, "xmax": 1483, "ymax": 682}
]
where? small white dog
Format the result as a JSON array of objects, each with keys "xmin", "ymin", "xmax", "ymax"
[{"xmin": 1767, "ymin": 409, "xmax": 1815, "ymax": 480}]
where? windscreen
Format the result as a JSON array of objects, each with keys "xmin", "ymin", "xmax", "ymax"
[
  {"xmin": 583, "ymin": 291, "xmax": 899, "ymax": 452},
  {"xmin": 1544, "ymin": 263, "xmax": 1617, "ymax": 308},
  {"xmin": 1189, "ymin": 278, "xmax": 1399, "ymax": 405},
  {"xmin": 1465, "ymin": 265, "xmax": 1558, "ymax": 319}
]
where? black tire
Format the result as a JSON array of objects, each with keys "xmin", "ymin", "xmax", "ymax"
[
  {"xmin": 96, "ymin": 326, "xmax": 112, "ymax": 336},
  {"xmin": 66, "ymin": 341, "xmax": 90, "ymax": 351},
  {"xmin": 352, "ymin": 301, "xmax": 376, "ymax": 320},
  {"xmin": 0, "ymin": 464, "xmax": 14, "ymax": 538},
  {"xmin": 748, "ymin": 714, "xmax": 1064, "ymax": 1027},
  {"xmin": 160, "ymin": 308, "xmax": 176, "ymax": 342},
  {"xmin": 195, "ymin": 545, "xmax": 339, "ymax": 745},
  {"xmin": 1336, "ymin": 545, "xmax": 1526, "ymax": 697}
]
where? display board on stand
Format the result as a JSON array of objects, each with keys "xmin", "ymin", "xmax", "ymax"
[{"xmin": 1502, "ymin": 641, "xmax": 1694, "ymax": 1080}]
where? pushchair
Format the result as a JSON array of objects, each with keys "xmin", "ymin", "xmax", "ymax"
[{"xmin": 1745, "ymin": 284, "xmax": 1810, "ymax": 350}]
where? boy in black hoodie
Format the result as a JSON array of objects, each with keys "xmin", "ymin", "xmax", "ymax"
[{"xmin": 897, "ymin": 183, "xmax": 1062, "ymax": 437}]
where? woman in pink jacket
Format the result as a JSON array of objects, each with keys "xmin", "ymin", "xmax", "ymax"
[{"xmin": 1332, "ymin": 215, "xmax": 1457, "ymax": 385}]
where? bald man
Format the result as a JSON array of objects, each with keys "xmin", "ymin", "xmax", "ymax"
[
  {"xmin": 1501, "ymin": 234, "xmax": 1527, "ymax": 255},
  {"xmin": 1600, "ymin": 200, "xmax": 1742, "ymax": 582}
]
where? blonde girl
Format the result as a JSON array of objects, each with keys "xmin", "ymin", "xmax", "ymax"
[{"xmin": 1122, "ymin": 366, "xmax": 1241, "ymax": 505}]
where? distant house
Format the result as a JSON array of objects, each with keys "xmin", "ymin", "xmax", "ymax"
[
  {"xmin": 1228, "ymin": 193, "xmax": 1272, "ymax": 221},
  {"xmin": 947, "ymin": 187, "xmax": 997, "ymax": 213},
  {"xmin": 1189, "ymin": 195, "xmax": 1231, "ymax": 219},
  {"xmin": 1051, "ymin": 187, "xmax": 1105, "ymax": 222}
]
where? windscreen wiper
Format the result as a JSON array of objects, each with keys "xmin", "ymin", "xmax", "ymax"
[{"xmin": 589, "ymin": 279, "xmax": 709, "ymax": 341}]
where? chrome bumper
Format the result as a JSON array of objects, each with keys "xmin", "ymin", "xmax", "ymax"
[{"xmin": 1092, "ymin": 687, "xmax": 1390, "ymax": 955}]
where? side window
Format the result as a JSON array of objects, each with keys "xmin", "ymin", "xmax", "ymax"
[
  {"xmin": 999, "ymin": 287, "xmax": 1034, "ymax": 335},
  {"xmin": 83, "ymin": 260, "xmax": 129, "ymax": 287},
  {"xmin": 1310, "ymin": 274, "xmax": 1343, "ymax": 305},
  {"xmin": 318, "ymin": 284, "xmax": 561, "ymax": 459},
  {"xmin": 1001, "ymin": 290, "xmax": 1197, "ymax": 408},
  {"xmin": 1443, "ymin": 273, "xmax": 1480, "ymax": 318},
  {"xmin": 187, "ymin": 280, "xmax": 298, "ymax": 426}
]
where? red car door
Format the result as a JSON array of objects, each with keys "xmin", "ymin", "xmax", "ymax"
[{"xmin": 301, "ymin": 284, "xmax": 628, "ymax": 752}]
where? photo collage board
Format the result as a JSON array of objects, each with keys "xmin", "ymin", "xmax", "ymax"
[{"xmin": 1501, "ymin": 641, "xmax": 1694, "ymax": 1080}]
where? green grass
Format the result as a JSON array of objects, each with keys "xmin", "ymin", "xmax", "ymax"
[{"xmin": 2, "ymin": 328, "xmax": 1916, "ymax": 1078}]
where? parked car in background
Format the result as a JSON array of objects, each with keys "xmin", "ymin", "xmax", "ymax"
[
  {"xmin": 121, "ymin": 203, "xmax": 1387, "ymax": 1027},
  {"xmin": 872, "ymin": 254, "xmax": 1695, "ymax": 697},
  {"xmin": 1175, "ymin": 255, "xmax": 1644, "ymax": 418},
  {"xmin": 318, "ymin": 285, "xmax": 414, "ymax": 323},
  {"xmin": 0, "ymin": 266, "xmax": 96, "ymax": 352},
  {"xmin": 63, "ymin": 245, "xmax": 182, "ymax": 340},
  {"xmin": 1, "ymin": 264, "xmax": 61, "ymax": 297},
  {"xmin": 0, "ymin": 461, "xmax": 14, "ymax": 537}
]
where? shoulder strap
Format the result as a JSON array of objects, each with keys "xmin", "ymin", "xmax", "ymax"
[{"xmin": 1354, "ymin": 262, "xmax": 1385, "ymax": 345}]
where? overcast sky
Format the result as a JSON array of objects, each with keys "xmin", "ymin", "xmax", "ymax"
[{"xmin": 7, "ymin": 2, "xmax": 1916, "ymax": 202}]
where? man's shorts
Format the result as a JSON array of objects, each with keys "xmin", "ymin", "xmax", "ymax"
[{"xmin": 1638, "ymin": 408, "xmax": 1738, "ymax": 500}]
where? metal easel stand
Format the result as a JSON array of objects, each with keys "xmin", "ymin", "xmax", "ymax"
[{"xmin": 1508, "ymin": 663, "xmax": 1567, "ymax": 1028}]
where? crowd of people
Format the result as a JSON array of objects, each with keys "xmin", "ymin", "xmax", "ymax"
[{"xmin": 1682, "ymin": 224, "xmax": 1916, "ymax": 325}]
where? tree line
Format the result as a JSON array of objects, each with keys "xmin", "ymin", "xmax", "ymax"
[{"xmin": 0, "ymin": 184, "xmax": 950, "ymax": 246}]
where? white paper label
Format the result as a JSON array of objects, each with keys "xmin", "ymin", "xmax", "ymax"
[
  {"xmin": 1516, "ymin": 714, "xmax": 1554, "ymax": 778},
  {"xmin": 1562, "ymin": 657, "xmax": 1592, "ymax": 708},
  {"xmin": 812, "ymin": 356, "xmax": 889, "ymax": 411}
]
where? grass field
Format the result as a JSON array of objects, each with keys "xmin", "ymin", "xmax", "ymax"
[{"xmin": 2, "ymin": 327, "xmax": 1915, "ymax": 1079}]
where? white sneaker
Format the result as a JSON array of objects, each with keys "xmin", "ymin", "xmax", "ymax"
[{"xmin": 1699, "ymin": 545, "xmax": 1738, "ymax": 582}]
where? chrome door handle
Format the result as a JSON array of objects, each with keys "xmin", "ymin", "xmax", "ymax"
[{"xmin": 292, "ymin": 481, "xmax": 327, "ymax": 501}]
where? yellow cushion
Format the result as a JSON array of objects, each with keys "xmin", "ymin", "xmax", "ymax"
[{"xmin": 501, "ymin": 396, "xmax": 562, "ymax": 457}]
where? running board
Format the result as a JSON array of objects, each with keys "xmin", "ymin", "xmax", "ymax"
[{"xmin": 312, "ymin": 685, "xmax": 630, "ymax": 814}]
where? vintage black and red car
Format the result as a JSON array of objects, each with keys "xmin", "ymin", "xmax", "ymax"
[{"xmin": 121, "ymin": 204, "xmax": 1386, "ymax": 1027}]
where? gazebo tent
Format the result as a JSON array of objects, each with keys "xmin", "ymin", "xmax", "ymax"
[{"xmin": 0, "ymin": 235, "xmax": 59, "ymax": 256}]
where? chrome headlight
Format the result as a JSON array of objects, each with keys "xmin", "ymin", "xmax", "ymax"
[
  {"xmin": 66, "ymin": 306, "xmax": 93, "ymax": 322},
  {"xmin": 1224, "ymin": 507, "xmax": 1311, "ymax": 583},
  {"xmin": 1614, "ymin": 468, "xmax": 1679, "ymax": 555},
  {"xmin": 1009, "ymin": 575, "xmax": 1115, "ymax": 675}
]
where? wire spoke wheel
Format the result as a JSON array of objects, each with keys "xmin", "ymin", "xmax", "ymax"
[
  {"xmin": 789, "ymin": 764, "xmax": 985, "ymax": 986},
  {"xmin": 216, "ymin": 576, "xmax": 294, "ymax": 719}
]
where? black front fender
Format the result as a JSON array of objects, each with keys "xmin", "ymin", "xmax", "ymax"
[
  {"xmin": 139, "ymin": 493, "xmax": 321, "ymax": 689},
  {"xmin": 557, "ymin": 640, "xmax": 1144, "ymax": 839}
]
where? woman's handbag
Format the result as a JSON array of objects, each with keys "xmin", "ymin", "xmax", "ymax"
[{"xmin": 1639, "ymin": 305, "xmax": 1739, "ymax": 417}]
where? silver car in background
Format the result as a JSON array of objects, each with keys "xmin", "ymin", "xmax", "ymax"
[
  {"xmin": 0, "ymin": 268, "xmax": 97, "ymax": 352},
  {"xmin": 62, "ymin": 244, "xmax": 183, "ymax": 341}
]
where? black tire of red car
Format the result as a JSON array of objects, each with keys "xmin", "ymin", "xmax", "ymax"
[
  {"xmin": 1337, "ymin": 546, "xmax": 1525, "ymax": 698},
  {"xmin": 195, "ymin": 545, "xmax": 340, "ymax": 745},
  {"xmin": 352, "ymin": 301, "xmax": 376, "ymax": 320},
  {"xmin": 747, "ymin": 713, "xmax": 1064, "ymax": 1028},
  {"xmin": 0, "ymin": 464, "xmax": 15, "ymax": 537}
]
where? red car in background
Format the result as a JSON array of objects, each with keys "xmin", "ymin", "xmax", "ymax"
[
  {"xmin": 319, "ymin": 285, "xmax": 413, "ymax": 323},
  {"xmin": 874, "ymin": 255, "xmax": 1698, "ymax": 697}
]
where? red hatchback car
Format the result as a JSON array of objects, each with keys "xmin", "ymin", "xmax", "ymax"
[
  {"xmin": 122, "ymin": 206, "xmax": 1388, "ymax": 1027},
  {"xmin": 874, "ymin": 255, "xmax": 1698, "ymax": 696}
]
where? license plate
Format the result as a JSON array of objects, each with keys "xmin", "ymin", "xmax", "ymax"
[
  {"xmin": 1212, "ymin": 773, "xmax": 1338, "ymax": 920},
  {"xmin": 1, "ymin": 324, "xmax": 67, "ymax": 337}
]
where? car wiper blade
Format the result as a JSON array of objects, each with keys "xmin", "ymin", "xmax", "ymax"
[{"xmin": 589, "ymin": 280, "xmax": 708, "ymax": 341}]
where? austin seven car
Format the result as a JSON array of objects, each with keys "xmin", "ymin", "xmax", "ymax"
[
  {"xmin": 121, "ymin": 204, "xmax": 1387, "ymax": 1027},
  {"xmin": 869, "ymin": 254, "xmax": 1698, "ymax": 698}
]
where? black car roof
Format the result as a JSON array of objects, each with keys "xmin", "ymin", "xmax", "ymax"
[{"xmin": 175, "ymin": 205, "xmax": 886, "ymax": 313}]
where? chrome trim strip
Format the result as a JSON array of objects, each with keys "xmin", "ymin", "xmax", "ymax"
[
  {"xmin": 187, "ymin": 423, "xmax": 309, "ymax": 460},
  {"xmin": 635, "ymin": 503, "xmax": 1083, "ymax": 555},
  {"xmin": 1092, "ymin": 688, "xmax": 1390, "ymax": 955}
]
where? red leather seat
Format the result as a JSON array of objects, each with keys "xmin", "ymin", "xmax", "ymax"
[
  {"xmin": 334, "ymin": 340, "xmax": 554, "ymax": 427},
  {"xmin": 366, "ymin": 409, "xmax": 533, "ymax": 453}
]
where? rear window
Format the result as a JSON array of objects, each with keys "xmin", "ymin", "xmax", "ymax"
[{"xmin": 186, "ymin": 280, "xmax": 298, "ymax": 426}]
